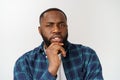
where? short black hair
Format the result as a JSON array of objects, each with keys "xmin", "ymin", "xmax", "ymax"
[{"xmin": 39, "ymin": 8, "xmax": 67, "ymax": 24}]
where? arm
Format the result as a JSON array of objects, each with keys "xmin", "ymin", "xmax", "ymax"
[
  {"xmin": 40, "ymin": 70, "xmax": 56, "ymax": 80},
  {"xmin": 14, "ymin": 42, "xmax": 66, "ymax": 80},
  {"xmin": 14, "ymin": 60, "xmax": 33, "ymax": 80},
  {"xmin": 14, "ymin": 58, "xmax": 56, "ymax": 80},
  {"xmin": 46, "ymin": 42, "xmax": 66, "ymax": 77},
  {"xmin": 84, "ymin": 48, "xmax": 104, "ymax": 80}
]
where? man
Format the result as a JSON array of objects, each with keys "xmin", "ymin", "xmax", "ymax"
[{"xmin": 14, "ymin": 8, "xmax": 103, "ymax": 80}]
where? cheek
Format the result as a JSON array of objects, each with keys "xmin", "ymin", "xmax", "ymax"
[
  {"xmin": 41, "ymin": 29, "xmax": 51, "ymax": 38},
  {"xmin": 62, "ymin": 29, "xmax": 68, "ymax": 35}
]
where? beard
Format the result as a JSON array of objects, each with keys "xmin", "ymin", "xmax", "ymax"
[{"xmin": 41, "ymin": 33, "xmax": 68, "ymax": 48}]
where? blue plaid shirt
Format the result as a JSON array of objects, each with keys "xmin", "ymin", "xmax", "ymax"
[{"xmin": 14, "ymin": 41, "xmax": 103, "ymax": 80}]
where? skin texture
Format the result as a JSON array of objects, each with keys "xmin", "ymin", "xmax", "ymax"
[{"xmin": 38, "ymin": 10, "xmax": 68, "ymax": 76}]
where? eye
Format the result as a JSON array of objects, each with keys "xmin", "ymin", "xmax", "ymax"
[
  {"xmin": 59, "ymin": 23, "xmax": 66, "ymax": 28},
  {"xmin": 46, "ymin": 23, "xmax": 53, "ymax": 27}
]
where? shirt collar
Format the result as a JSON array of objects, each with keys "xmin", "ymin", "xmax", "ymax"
[{"xmin": 38, "ymin": 41, "xmax": 44, "ymax": 53}]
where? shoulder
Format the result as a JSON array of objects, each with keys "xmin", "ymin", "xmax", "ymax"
[
  {"xmin": 15, "ymin": 46, "xmax": 40, "ymax": 65},
  {"xmin": 68, "ymin": 42, "xmax": 98, "ymax": 60},
  {"xmin": 68, "ymin": 42, "xmax": 100, "ymax": 64},
  {"xmin": 69, "ymin": 42, "xmax": 96, "ymax": 54}
]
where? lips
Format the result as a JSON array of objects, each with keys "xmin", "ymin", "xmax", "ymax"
[{"xmin": 50, "ymin": 36, "xmax": 63, "ymax": 43}]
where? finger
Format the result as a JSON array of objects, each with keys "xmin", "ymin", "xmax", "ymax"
[
  {"xmin": 53, "ymin": 43, "xmax": 66, "ymax": 57},
  {"xmin": 48, "ymin": 42, "xmax": 66, "ymax": 57},
  {"xmin": 59, "ymin": 47, "xmax": 66, "ymax": 57},
  {"xmin": 51, "ymin": 42, "xmax": 64, "ymax": 46}
]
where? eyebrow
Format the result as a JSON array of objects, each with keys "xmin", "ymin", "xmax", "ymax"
[{"xmin": 46, "ymin": 21, "xmax": 66, "ymax": 24}]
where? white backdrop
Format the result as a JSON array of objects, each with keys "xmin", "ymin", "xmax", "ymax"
[{"xmin": 0, "ymin": 0, "xmax": 120, "ymax": 80}]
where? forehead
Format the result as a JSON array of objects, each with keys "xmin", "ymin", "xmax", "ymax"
[{"xmin": 41, "ymin": 11, "xmax": 66, "ymax": 22}]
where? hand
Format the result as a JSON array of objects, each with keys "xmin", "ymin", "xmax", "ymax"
[{"xmin": 45, "ymin": 42, "xmax": 66, "ymax": 76}]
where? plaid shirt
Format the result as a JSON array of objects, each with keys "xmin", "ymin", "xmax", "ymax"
[{"xmin": 14, "ymin": 41, "xmax": 103, "ymax": 80}]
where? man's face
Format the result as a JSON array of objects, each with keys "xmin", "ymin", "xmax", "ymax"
[{"xmin": 39, "ymin": 11, "xmax": 68, "ymax": 47}]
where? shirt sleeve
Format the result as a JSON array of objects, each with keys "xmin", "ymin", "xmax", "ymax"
[
  {"xmin": 84, "ymin": 48, "xmax": 104, "ymax": 80},
  {"xmin": 14, "ymin": 57, "xmax": 56, "ymax": 80},
  {"xmin": 40, "ymin": 70, "xmax": 56, "ymax": 80},
  {"xmin": 14, "ymin": 60, "xmax": 33, "ymax": 80}
]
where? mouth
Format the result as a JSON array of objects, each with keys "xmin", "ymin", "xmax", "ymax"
[{"xmin": 50, "ymin": 36, "xmax": 63, "ymax": 43}]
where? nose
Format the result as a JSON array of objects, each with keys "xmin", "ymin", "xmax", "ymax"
[{"xmin": 52, "ymin": 25, "xmax": 60, "ymax": 33}]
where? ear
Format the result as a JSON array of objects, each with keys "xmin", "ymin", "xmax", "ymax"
[{"xmin": 38, "ymin": 26, "xmax": 41, "ymax": 34}]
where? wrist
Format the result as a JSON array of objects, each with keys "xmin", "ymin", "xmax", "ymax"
[{"xmin": 48, "ymin": 67, "xmax": 57, "ymax": 77}]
